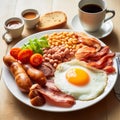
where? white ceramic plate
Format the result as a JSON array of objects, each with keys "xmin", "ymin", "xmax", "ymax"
[
  {"xmin": 71, "ymin": 15, "xmax": 113, "ymax": 39},
  {"xmin": 2, "ymin": 29, "xmax": 118, "ymax": 112}
]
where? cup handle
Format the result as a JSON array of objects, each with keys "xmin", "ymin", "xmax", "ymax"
[
  {"xmin": 2, "ymin": 31, "xmax": 12, "ymax": 44},
  {"xmin": 104, "ymin": 9, "xmax": 115, "ymax": 22}
]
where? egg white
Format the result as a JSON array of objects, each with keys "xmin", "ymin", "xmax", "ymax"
[{"xmin": 54, "ymin": 59, "xmax": 108, "ymax": 101}]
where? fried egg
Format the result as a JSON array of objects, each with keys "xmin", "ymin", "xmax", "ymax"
[{"xmin": 54, "ymin": 59, "xmax": 107, "ymax": 101}]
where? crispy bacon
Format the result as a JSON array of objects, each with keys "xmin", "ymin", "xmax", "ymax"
[
  {"xmin": 88, "ymin": 53, "xmax": 115, "ymax": 69},
  {"xmin": 103, "ymin": 66, "xmax": 116, "ymax": 74},
  {"xmin": 29, "ymin": 82, "xmax": 75, "ymax": 107},
  {"xmin": 74, "ymin": 44, "xmax": 115, "ymax": 74},
  {"xmin": 75, "ymin": 46, "xmax": 96, "ymax": 61},
  {"xmin": 75, "ymin": 32, "xmax": 101, "ymax": 51},
  {"xmin": 88, "ymin": 46, "xmax": 110, "ymax": 61},
  {"xmin": 45, "ymin": 80, "xmax": 61, "ymax": 92}
]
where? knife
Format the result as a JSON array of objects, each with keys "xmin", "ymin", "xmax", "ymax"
[{"xmin": 114, "ymin": 52, "xmax": 120, "ymax": 101}]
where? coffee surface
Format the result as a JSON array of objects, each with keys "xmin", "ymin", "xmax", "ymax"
[{"xmin": 81, "ymin": 4, "xmax": 103, "ymax": 13}]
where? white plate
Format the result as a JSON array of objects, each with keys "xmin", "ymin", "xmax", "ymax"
[
  {"xmin": 71, "ymin": 15, "xmax": 113, "ymax": 39},
  {"xmin": 2, "ymin": 29, "xmax": 118, "ymax": 112}
]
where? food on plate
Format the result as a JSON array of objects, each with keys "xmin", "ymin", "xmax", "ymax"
[
  {"xmin": 103, "ymin": 65, "xmax": 116, "ymax": 74},
  {"xmin": 22, "ymin": 36, "xmax": 49, "ymax": 54},
  {"xmin": 18, "ymin": 49, "xmax": 33, "ymax": 64},
  {"xmin": 30, "ymin": 53, "xmax": 43, "ymax": 67},
  {"xmin": 75, "ymin": 46, "xmax": 97, "ymax": 61},
  {"xmin": 29, "ymin": 81, "xmax": 75, "ymax": 107},
  {"xmin": 3, "ymin": 31, "xmax": 116, "ymax": 108},
  {"xmin": 38, "ymin": 62, "xmax": 55, "ymax": 78},
  {"xmin": 46, "ymin": 32, "xmax": 115, "ymax": 74},
  {"xmin": 75, "ymin": 46, "xmax": 115, "ymax": 74},
  {"xmin": 54, "ymin": 59, "xmax": 107, "ymax": 100},
  {"xmin": 36, "ymin": 11, "xmax": 67, "ymax": 31},
  {"xmin": 43, "ymin": 45, "xmax": 75, "ymax": 68},
  {"xmin": 46, "ymin": 32, "xmax": 80, "ymax": 51},
  {"xmin": 23, "ymin": 64, "xmax": 46, "ymax": 86},
  {"xmin": 10, "ymin": 47, "xmax": 21, "ymax": 59},
  {"xmin": 30, "ymin": 95, "xmax": 45, "ymax": 106},
  {"xmin": 11, "ymin": 48, "xmax": 44, "ymax": 67},
  {"xmin": 3, "ymin": 54, "xmax": 17, "ymax": 67},
  {"xmin": 76, "ymin": 32, "xmax": 101, "ymax": 52},
  {"xmin": 88, "ymin": 46, "xmax": 110, "ymax": 60},
  {"xmin": 29, "ymin": 87, "xmax": 46, "ymax": 106},
  {"xmin": 3, "ymin": 55, "xmax": 32, "ymax": 93},
  {"xmin": 88, "ymin": 53, "xmax": 115, "ymax": 69}
]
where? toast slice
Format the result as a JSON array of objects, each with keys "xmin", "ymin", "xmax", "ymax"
[{"xmin": 36, "ymin": 11, "xmax": 67, "ymax": 31}]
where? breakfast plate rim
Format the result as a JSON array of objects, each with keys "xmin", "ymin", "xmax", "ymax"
[{"xmin": 2, "ymin": 29, "xmax": 118, "ymax": 112}]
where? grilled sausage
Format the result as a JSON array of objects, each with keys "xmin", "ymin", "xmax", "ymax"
[
  {"xmin": 29, "ymin": 88, "xmax": 45, "ymax": 106},
  {"xmin": 23, "ymin": 64, "xmax": 46, "ymax": 86},
  {"xmin": 3, "ymin": 55, "xmax": 32, "ymax": 93}
]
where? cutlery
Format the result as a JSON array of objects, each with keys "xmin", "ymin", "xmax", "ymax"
[{"xmin": 114, "ymin": 52, "xmax": 120, "ymax": 101}]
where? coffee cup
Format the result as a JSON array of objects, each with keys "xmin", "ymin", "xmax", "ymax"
[
  {"xmin": 3, "ymin": 17, "xmax": 24, "ymax": 43},
  {"xmin": 78, "ymin": 0, "xmax": 115, "ymax": 32},
  {"xmin": 21, "ymin": 9, "xmax": 40, "ymax": 29}
]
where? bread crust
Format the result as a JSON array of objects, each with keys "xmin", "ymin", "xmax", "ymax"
[{"xmin": 36, "ymin": 11, "xmax": 67, "ymax": 31}]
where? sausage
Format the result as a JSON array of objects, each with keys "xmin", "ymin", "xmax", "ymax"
[
  {"xmin": 29, "ymin": 88, "xmax": 45, "ymax": 106},
  {"xmin": 30, "ymin": 96, "xmax": 45, "ymax": 106},
  {"xmin": 3, "ymin": 55, "xmax": 32, "ymax": 93},
  {"xmin": 23, "ymin": 64, "xmax": 46, "ymax": 86},
  {"xmin": 3, "ymin": 55, "xmax": 17, "ymax": 67}
]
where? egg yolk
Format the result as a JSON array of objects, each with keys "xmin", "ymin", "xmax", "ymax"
[{"xmin": 66, "ymin": 68, "xmax": 89, "ymax": 86}]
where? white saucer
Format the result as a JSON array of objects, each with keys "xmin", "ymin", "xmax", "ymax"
[{"xmin": 71, "ymin": 15, "xmax": 113, "ymax": 39}]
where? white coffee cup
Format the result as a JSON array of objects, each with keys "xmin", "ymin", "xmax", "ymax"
[
  {"xmin": 78, "ymin": 0, "xmax": 115, "ymax": 32},
  {"xmin": 21, "ymin": 9, "xmax": 40, "ymax": 29},
  {"xmin": 3, "ymin": 17, "xmax": 24, "ymax": 43}
]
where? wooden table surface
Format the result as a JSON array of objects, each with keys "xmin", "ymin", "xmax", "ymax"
[{"xmin": 0, "ymin": 0, "xmax": 120, "ymax": 120}]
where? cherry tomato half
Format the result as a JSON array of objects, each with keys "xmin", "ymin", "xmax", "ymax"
[
  {"xmin": 30, "ymin": 53, "xmax": 43, "ymax": 67},
  {"xmin": 10, "ymin": 47, "xmax": 21, "ymax": 59},
  {"xmin": 18, "ymin": 49, "xmax": 33, "ymax": 63}
]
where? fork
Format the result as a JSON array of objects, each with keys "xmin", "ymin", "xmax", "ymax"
[{"xmin": 114, "ymin": 52, "xmax": 120, "ymax": 100}]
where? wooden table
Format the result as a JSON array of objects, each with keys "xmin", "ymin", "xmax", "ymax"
[{"xmin": 0, "ymin": 0, "xmax": 120, "ymax": 120}]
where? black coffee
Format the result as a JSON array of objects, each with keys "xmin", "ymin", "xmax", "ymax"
[{"xmin": 81, "ymin": 4, "xmax": 103, "ymax": 13}]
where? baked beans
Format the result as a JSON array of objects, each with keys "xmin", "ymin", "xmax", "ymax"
[
  {"xmin": 45, "ymin": 32, "xmax": 82, "ymax": 51},
  {"xmin": 43, "ymin": 32, "xmax": 91, "ymax": 68},
  {"xmin": 43, "ymin": 45, "xmax": 75, "ymax": 68}
]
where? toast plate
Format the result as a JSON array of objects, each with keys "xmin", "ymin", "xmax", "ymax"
[{"xmin": 2, "ymin": 29, "xmax": 118, "ymax": 112}]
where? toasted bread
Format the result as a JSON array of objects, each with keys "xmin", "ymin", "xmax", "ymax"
[{"xmin": 36, "ymin": 11, "xmax": 67, "ymax": 31}]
